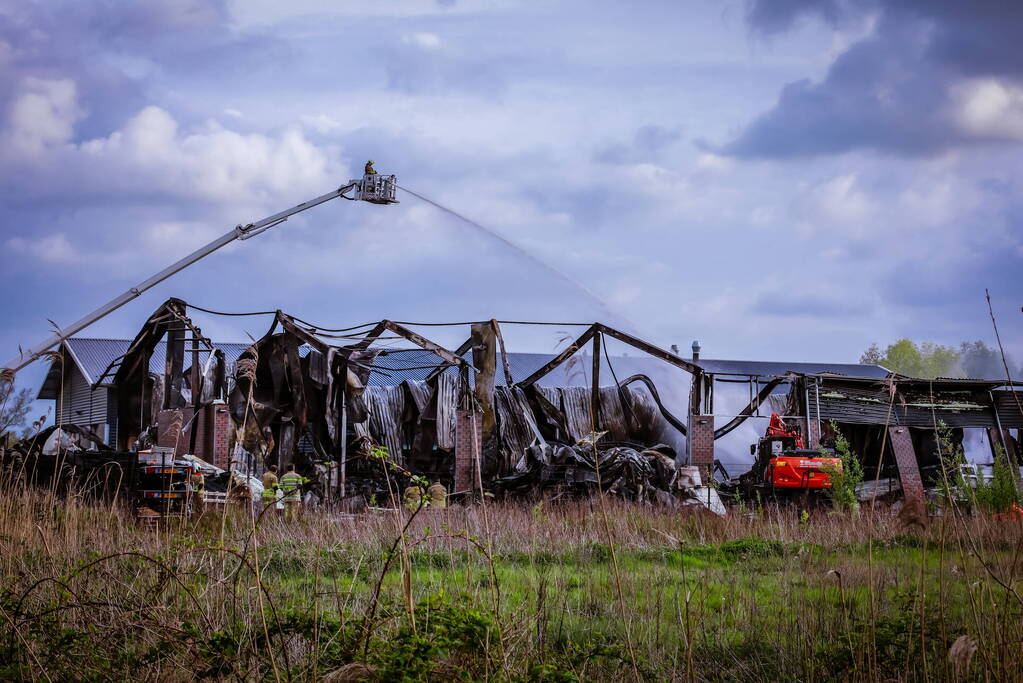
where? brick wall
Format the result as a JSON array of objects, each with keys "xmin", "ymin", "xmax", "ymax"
[
  {"xmin": 888, "ymin": 426, "xmax": 925, "ymax": 503},
  {"xmin": 209, "ymin": 403, "xmax": 232, "ymax": 470},
  {"xmin": 454, "ymin": 409, "xmax": 482, "ymax": 493},
  {"xmin": 689, "ymin": 414, "xmax": 715, "ymax": 479},
  {"xmin": 157, "ymin": 401, "xmax": 232, "ymax": 469}
]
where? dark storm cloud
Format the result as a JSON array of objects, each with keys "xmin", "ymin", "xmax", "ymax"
[
  {"xmin": 749, "ymin": 290, "xmax": 870, "ymax": 318},
  {"xmin": 745, "ymin": 0, "xmax": 850, "ymax": 35},
  {"xmin": 726, "ymin": 0, "xmax": 1023, "ymax": 158}
]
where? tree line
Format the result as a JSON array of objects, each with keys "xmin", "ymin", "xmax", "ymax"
[{"xmin": 860, "ymin": 339, "xmax": 1019, "ymax": 380}]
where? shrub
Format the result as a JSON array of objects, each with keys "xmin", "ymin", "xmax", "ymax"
[
  {"xmin": 821, "ymin": 424, "xmax": 863, "ymax": 513},
  {"xmin": 972, "ymin": 445, "xmax": 1021, "ymax": 513},
  {"xmin": 937, "ymin": 424, "xmax": 1021, "ymax": 513}
]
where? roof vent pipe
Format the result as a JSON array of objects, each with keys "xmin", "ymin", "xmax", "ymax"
[{"xmin": 691, "ymin": 340, "xmax": 701, "ymax": 361}]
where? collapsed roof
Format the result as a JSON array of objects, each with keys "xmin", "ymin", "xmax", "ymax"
[{"xmin": 34, "ymin": 298, "xmax": 1021, "ymax": 506}]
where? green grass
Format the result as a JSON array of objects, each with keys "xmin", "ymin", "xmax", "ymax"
[{"xmin": 2, "ymin": 489, "xmax": 1022, "ymax": 681}]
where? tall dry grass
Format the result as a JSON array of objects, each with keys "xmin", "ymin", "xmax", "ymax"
[{"xmin": 1, "ymin": 465, "xmax": 1022, "ymax": 681}]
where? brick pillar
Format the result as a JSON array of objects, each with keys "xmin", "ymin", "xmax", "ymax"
[
  {"xmin": 158, "ymin": 406, "xmax": 231, "ymax": 468},
  {"xmin": 689, "ymin": 414, "xmax": 715, "ymax": 479},
  {"xmin": 209, "ymin": 402, "xmax": 232, "ymax": 470},
  {"xmin": 454, "ymin": 409, "xmax": 482, "ymax": 493},
  {"xmin": 889, "ymin": 426, "xmax": 925, "ymax": 503}
]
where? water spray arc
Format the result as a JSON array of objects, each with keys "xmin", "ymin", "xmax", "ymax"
[{"xmin": 397, "ymin": 185, "xmax": 642, "ymax": 334}]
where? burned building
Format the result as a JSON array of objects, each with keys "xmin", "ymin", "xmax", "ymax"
[{"xmin": 32, "ymin": 298, "xmax": 1023, "ymax": 506}]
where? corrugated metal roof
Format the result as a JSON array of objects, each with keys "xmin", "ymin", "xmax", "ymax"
[
  {"xmin": 692, "ymin": 358, "xmax": 890, "ymax": 378},
  {"xmin": 367, "ymin": 349, "xmax": 693, "ymax": 387},
  {"xmin": 72, "ymin": 338, "xmax": 251, "ymax": 384},
  {"xmin": 368, "ymin": 349, "xmax": 452, "ymax": 385},
  {"xmin": 40, "ymin": 337, "xmax": 891, "ymax": 399},
  {"xmin": 39, "ymin": 338, "xmax": 253, "ymax": 399}
]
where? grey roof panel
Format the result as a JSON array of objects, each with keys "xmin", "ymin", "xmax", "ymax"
[
  {"xmin": 65, "ymin": 338, "xmax": 250, "ymax": 387},
  {"xmin": 691, "ymin": 358, "xmax": 890, "ymax": 378},
  {"xmin": 40, "ymin": 338, "xmax": 891, "ymax": 400}
]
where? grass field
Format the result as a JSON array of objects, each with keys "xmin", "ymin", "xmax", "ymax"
[{"xmin": 2, "ymin": 485, "xmax": 1022, "ymax": 682}]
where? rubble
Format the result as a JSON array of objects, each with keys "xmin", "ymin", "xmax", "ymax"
[
  {"xmin": 493, "ymin": 442, "xmax": 679, "ymax": 501},
  {"xmin": 22, "ymin": 297, "xmax": 1023, "ymax": 515}
]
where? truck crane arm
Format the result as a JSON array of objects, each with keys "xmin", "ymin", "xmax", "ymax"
[{"xmin": 1, "ymin": 172, "xmax": 398, "ymax": 376}]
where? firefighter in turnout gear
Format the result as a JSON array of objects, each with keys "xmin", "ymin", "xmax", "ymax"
[
  {"xmin": 279, "ymin": 464, "xmax": 307, "ymax": 521},
  {"xmin": 261, "ymin": 465, "xmax": 280, "ymax": 514},
  {"xmin": 364, "ymin": 160, "xmax": 377, "ymax": 176}
]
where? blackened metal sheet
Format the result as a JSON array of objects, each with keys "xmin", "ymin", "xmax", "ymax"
[
  {"xmin": 816, "ymin": 379, "xmax": 1001, "ymax": 428},
  {"xmin": 596, "ymin": 385, "xmax": 629, "ymax": 441},
  {"xmin": 435, "ymin": 373, "xmax": 458, "ymax": 450},
  {"xmin": 494, "ymin": 386, "xmax": 544, "ymax": 472},
  {"xmin": 994, "ymin": 391, "xmax": 1023, "ymax": 429},
  {"xmin": 307, "ymin": 349, "xmax": 328, "ymax": 386},
  {"xmin": 560, "ymin": 387, "xmax": 593, "ymax": 442},
  {"xmin": 404, "ymin": 379, "xmax": 432, "ymax": 415},
  {"xmin": 536, "ymin": 386, "xmax": 560, "ymax": 408},
  {"xmin": 362, "ymin": 385, "xmax": 405, "ymax": 463}
]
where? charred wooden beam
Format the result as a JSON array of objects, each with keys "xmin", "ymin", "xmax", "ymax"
[
  {"xmin": 591, "ymin": 332, "xmax": 602, "ymax": 432},
  {"xmin": 491, "ymin": 320, "xmax": 515, "ymax": 386},
  {"xmin": 187, "ymin": 333, "xmax": 200, "ymax": 456},
  {"xmin": 590, "ymin": 324, "xmax": 704, "ymax": 416},
  {"xmin": 349, "ymin": 321, "xmax": 388, "ymax": 351},
  {"xmin": 164, "ymin": 325, "xmax": 185, "ymax": 409},
  {"xmin": 278, "ymin": 314, "xmax": 331, "ymax": 354},
  {"xmin": 471, "ymin": 322, "xmax": 498, "ymax": 436},
  {"xmin": 380, "ymin": 320, "xmax": 471, "ymax": 370},
  {"xmin": 516, "ymin": 324, "xmax": 598, "ymax": 388},
  {"xmin": 426, "ymin": 336, "xmax": 473, "ymax": 383},
  {"xmin": 593, "ymin": 324, "xmax": 701, "ymax": 374}
]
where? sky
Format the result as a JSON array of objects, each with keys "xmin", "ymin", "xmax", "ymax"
[{"xmin": 2, "ymin": 0, "xmax": 1022, "ymax": 409}]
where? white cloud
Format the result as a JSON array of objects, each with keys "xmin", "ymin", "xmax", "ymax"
[
  {"xmin": 5, "ymin": 78, "xmax": 82, "ymax": 158},
  {"xmin": 7, "ymin": 101, "xmax": 342, "ymax": 204},
  {"xmin": 956, "ymin": 79, "xmax": 1023, "ymax": 141},
  {"xmin": 403, "ymin": 32, "xmax": 443, "ymax": 50},
  {"xmin": 695, "ymin": 153, "xmax": 733, "ymax": 174},
  {"xmin": 790, "ymin": 173, "xmax": 874, "ymax": 235},
  {"xmin": 6, "ymin": 233, "xmax": 80, "ymax": 265},
  {"xmin": 299, "ymin": 113, "xmax": 341, "ymax": 133}
]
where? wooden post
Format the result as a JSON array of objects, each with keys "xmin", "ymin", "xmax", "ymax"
[
  {"xmin": 164, "ymin": 326, "xmax": 185, "ymax": 409},
  {"xmin": 188, "ymin": 333, "xmax": 201, "ymax": 455},
  {"xmin": 591, "ymin": 332, "xmax": 601, "ymax": 433},
  {"xmin": 491, "ymin": 320, "xmax": 515, "ymax": 386},
  {"xmin": 471, "ymin": 322, "xmax": 498, "ymax": 438},
  {"xmin": 339, "ymin": 383, "xmax": 347, "ymax": 500}
]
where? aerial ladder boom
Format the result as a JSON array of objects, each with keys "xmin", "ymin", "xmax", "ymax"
[{"xmin": 1, "ymin": 172, "xmax": 398, "ymax": 376}]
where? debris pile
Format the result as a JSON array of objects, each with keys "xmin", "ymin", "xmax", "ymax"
[{"xmin": 494, "ymin": 442, "xmax": 682, "ymax": 503}]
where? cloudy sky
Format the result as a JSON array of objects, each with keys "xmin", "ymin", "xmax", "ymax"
[{"xmin": 2, "ymin": 0, "xmax": 1022, "ymax": 401}]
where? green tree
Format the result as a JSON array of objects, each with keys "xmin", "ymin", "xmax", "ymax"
[{"xmin": 860, "ymin": 338, "xmax": 959, "ymax": 379}]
